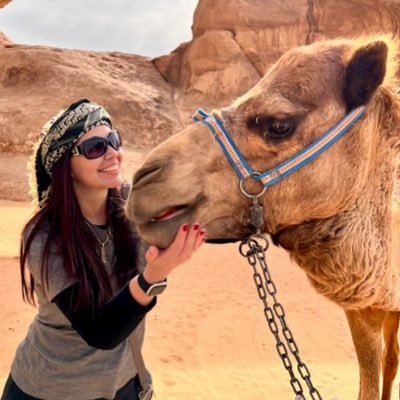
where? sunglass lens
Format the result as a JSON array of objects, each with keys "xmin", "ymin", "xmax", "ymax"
[
  {"xmin": 109, "ymin": 131, "xmax": 122, "ymax": 150},
  {"xmin": 83, "ymin": 138, "xmax": 108, "ymax": 159},
  {"xmin": 75, "ymin": 131, "xmax": 122, "ymax": 159}
]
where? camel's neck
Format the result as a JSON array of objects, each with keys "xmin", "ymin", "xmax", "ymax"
[
  {"xmin": 273, "ymin": 175, "xmax": 395, "ymax": 309},
  {"xmin": 272, "ymin": 97, "xmax": 400, "ymax": 309}
]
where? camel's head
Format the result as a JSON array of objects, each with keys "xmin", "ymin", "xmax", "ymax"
[{"xmin": 126, "ymin": 36, "xmax": 398, "ymax": 248}]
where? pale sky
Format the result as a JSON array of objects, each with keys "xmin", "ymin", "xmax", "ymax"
[{"xmin": 0, "ymin": 0, "xmax": 199, "ymax": 57}]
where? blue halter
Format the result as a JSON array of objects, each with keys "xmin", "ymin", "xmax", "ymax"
[{"xmin": 192, "ymin": 107, "xmax": 365, "ymax": 187}]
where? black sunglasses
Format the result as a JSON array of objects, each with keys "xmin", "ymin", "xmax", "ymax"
[{"xmin": 71, "ymin": 130, "xmax": 122, "ymax": 159}]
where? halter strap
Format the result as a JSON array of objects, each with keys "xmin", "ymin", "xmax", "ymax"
[
  {"xmin": 193, "ymin": 109, "xmax": 253, "ymax": 180},
  {"xmin": 193, "ymin": 107, "xmax": 365, "ymax": 187}
]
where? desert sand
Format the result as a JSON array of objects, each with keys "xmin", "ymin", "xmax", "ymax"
[{"xmin": 2, "ymin": 200, "xmax": 398, "ymax": 399}]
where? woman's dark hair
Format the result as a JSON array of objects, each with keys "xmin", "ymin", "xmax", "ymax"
[{"xmin": 20, "ymin": 151, "xmax": 138, "ymax": 310}]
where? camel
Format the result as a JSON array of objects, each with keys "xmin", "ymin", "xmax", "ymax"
[{"xmin": 125, "ymin": 35, "xmax": 400, "ymax": 400}]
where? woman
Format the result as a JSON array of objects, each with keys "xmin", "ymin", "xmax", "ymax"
[{"xmin": 1, "ymin": 99, "xmax": 206, "ymax": 400}]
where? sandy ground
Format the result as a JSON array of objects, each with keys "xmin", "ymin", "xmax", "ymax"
[
  {"xmin": 2, "ymin": 201, "xmax": 394, "ymax": 400},
  {"xmin": 0, "ymin": 158, "xmax": 398, "ymax": 399}
]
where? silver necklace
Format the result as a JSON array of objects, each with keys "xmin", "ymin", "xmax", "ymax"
[
  {"xmin": 85, "ymin": 220, "xmax": 112, "ymax": 264},
  {"xmin": 96, "ymin": 228, "xmax": 111, "ymax": 264}
]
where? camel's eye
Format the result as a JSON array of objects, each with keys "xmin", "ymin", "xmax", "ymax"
[
  {"xmin": 267, "ymin": 120, "xmax": 293, "ymax": 138},
  {"xmin": 248, "ymin": 116, "xmax": 297, "ymax": 140}
]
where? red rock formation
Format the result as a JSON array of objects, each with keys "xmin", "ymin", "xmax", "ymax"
[
  {"xmin": 0, "ymin": 45, "xmax": 182, "ymax": 154},
  {"xmin": 154, "ymin": 0, "xmax": 400, "ymax": 123},
  {"xmin": 0, "ymin": 32, "xmax": 12, "ymax": 47},
  {"xmin": 0, "ymin": 0, "xmax": 12, "ymax": 8},
  {"xmin": 2, "ymin": 0, "xmax": 400, "ymax": 153}
]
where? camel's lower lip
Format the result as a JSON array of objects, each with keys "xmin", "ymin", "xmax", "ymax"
[
  {"xmin": 145, "ymin": 201, "xmax": 198, "ymax": 227},
  {"xmin": 150, "ymin": 205, "xmax": 188, "ymax": 222},
  {"xmin": 138, "ymin": 204, "xmax": 197, "ymax": 248},
  {"xmin": 136, "ymin": 204, "xmax": 252, "ymax": 249},
  {"xmin": 145, "ymin": 194, "xmax": 206, "ymax": 225}
]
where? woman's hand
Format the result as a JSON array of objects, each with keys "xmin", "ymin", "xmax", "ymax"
[
  {"xmin": 129, "ymin": 223, "xmax": 206, "ymax": 304},
  {"xmin": 143, "ymin": 223, "xmax": 206, "ymax": 283}
]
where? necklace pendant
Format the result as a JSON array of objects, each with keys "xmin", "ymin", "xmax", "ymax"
[{"xmin": 101, "ymin": 245, "xmax": 107, "ymax": 264}]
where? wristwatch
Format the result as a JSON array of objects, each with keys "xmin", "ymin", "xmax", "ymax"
[{"xmin": 137, "ymin": 272, "xmax": 167, "ymax": 296}]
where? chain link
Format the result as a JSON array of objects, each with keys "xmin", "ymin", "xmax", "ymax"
[{"xmin": 239, "ymin": 237, "xmax": 323, "ymax": 400}]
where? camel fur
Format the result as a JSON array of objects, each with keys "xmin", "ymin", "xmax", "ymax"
[{"xmin": 126, "ymin": 35, "xmax": 400, "ymax": 400}]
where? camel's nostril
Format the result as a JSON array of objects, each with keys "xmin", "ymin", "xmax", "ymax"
[{"xmin": 132, "ymin": 160, "xmax": 167, "ymax": 189}]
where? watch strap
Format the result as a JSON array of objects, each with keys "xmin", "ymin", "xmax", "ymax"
[{"xmin": 138, "ymin": 272, "xmax": 167, "ymax": 295}]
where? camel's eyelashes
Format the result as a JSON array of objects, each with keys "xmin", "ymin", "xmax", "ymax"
[{"xmin": 248, "ymin": 116, "xmax": 297, "ymax": 140}]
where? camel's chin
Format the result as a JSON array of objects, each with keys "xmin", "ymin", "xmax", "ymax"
[
  {"xmin": 137, "ymin": 211, "xmax": 196, "ymax": 249},
  {"xmin": 137, "ymin": 214, "xmax": 253, "ymax": 249}
]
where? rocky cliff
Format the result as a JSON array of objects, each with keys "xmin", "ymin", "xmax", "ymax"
[
  {"xmin": 0, "ymin": 45, "xmax": 181, "ymax": 152},
  {"xmin": 0, "ymin": 0, "xmax": 12, "ymax": 9},
  {"xmin": 155, "ymin": 0, "xmax": 400, "ymax": 123},
  {"xmin": 1, "ymin": 0, "xmax": 400, "ymax": 154}
]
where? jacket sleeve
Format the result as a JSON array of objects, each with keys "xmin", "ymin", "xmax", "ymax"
[{"xmin": 52, "ymin": 281, "xmax": 156, "ymax": 350}]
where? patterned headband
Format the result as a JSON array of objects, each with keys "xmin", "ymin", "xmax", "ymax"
[{"xmin": 29, "ymin": 99, "xmax": 112, "ymax": 208}]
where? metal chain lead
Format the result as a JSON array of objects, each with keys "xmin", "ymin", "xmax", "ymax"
[{"xmin": 239, "ymin": 237, "xmax": 323, "ymax": 400}]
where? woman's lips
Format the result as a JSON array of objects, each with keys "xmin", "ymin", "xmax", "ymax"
[{"xmin": 99, "ymin": 164, "xmax": 120, "ymax": 174}]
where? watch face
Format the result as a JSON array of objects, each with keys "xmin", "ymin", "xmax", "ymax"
[{"xmin": 147, "ymin": 282, "xmax": 167, "ymax": 296}]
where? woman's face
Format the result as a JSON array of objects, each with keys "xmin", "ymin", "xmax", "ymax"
[{"xmin": 70, "ymin": 125, "xmax": 124, "ymax": 193}]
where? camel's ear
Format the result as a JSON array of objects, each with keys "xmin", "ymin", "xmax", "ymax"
[{"xmin": 344, "ymin": 41, "xmax": 388, "ymax": 111}]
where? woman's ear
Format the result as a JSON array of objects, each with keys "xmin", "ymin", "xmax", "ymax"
[{"xmin": 344, "ymin": 41, "xmax": 388, "ymax": 111}]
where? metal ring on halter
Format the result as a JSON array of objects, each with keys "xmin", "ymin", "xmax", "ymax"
[
  {"xmin": 248, "ymin": 234, "xmax": 269, "ymax": 251},
  {"xmin": 239, "ymin": 235, "xmax": 269, "ymax": 256},
  {"xmin": 239, "ymin": 240, "xmax": 252, "ymax": 257},
  {"xmin": 239, "ymin": 172, "xmax": 267, "ymax": 199}
]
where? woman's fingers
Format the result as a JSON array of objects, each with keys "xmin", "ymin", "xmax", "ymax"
[
  {"xmin": 150, "ymin": 223, "xmax": 206, "ymax": 267},
  {"xmin": 144, "ymin": 245, "xmax": 160, "ymax": 263},
  {"xmin": 162, "ymin": 223, "xmax": 189, "ymax": 257},
  {"xmin": 179, "ymin": 223, "xmax": 207, "ymax": 260},
  {"xmin": 143, "ymin": 223, "xmax": 207, "ymax": 283},
  {"xmin": 193, "ymin": 228, "xmax": 206, "ymax": 250},
  {"xmin": 179, "ymin": 223, "xmax": 201, "ymax": 256}
]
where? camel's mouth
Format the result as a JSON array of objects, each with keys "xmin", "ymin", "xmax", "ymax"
[
  {"xmin": 152, "ymin": 205, "xmax": 243, "ymax": 244},
  {"xmin": 133, "ymin": 199, "xmax": 202, "ymax": 248},
  {"xmin": 132, "ymin": 193, "xmax": 251, "ymax": 248},
  {"xmin": 150, "ymin": 205, "xmax": 189, "ymax": 222},
  {"xmin": 142, "ymin": 195, "xmax": 205, "ymax": 227}
]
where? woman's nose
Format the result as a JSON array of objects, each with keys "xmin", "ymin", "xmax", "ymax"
[{"xmin": 104, "ymin": 144, "xmax": 121, "ymax": 159}]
